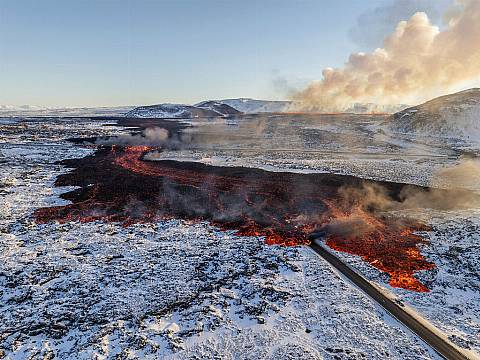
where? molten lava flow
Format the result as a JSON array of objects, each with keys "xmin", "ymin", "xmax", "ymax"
[
  {"xmin": 35, "ymin": 145, "xmax": 436, "ymax": 292},
  {"xmin": 322, "ymin": 203, "xmax": 434, "ymax": 292}
]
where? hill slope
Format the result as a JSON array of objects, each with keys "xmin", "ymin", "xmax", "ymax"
[
  {"xmin": 194, "ymin": 101, "xmax": 242, "ymax": 116},
  {"xmin": 392, "ymin": 88, "xmax": 480, "ymax": 141}
]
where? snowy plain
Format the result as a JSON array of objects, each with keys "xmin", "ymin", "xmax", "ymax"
[{"xmin": 1, "ymin": 115, "xmax": 479, "ymax": 359}]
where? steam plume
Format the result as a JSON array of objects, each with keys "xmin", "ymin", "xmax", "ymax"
[
  {"xmin": 322, "ymin": 213, "xmax": 376, "ymax": 238},
  {"xmin": 338, "ymin": 158, "xmax": 480, "ymax": 215},
  {"xmin": 434, "ymin": 157, "xmax": 480, "ymax": 189},
  {"xmin": 95, "ymin": 127, "xmax": 184, "ymax": 148},
  {"xmin": 349, "ymin": 0, "xmax": 451, "ymax": 49},
  {"xmin": 294, "ymin": 0, "xmax": 480, "ymax": 111},
  {"xmin": 323, "ymin": 159, "xmax": 480, "ymax": 240}
]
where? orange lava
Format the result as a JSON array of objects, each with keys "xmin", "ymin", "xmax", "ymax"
[
  {"xmin": 112, "ymin": 145, "xmax": 257, "ymax": 189},
  {"xmin": 323, "ymin": 205, "xmax": 434, "ymax": 292},
  {"xmin": 35, "ymin": 145, "xmax": 436, "ymax": 292}
]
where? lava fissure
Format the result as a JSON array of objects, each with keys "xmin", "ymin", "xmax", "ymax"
[{"xmin": 35, "ymin": 145, "xmax": 436, "ymax": 292}]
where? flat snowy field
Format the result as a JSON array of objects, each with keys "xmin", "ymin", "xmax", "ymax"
[{"xmin": 1, "ymin": 116, "xmax": 478, "ymax": 359}]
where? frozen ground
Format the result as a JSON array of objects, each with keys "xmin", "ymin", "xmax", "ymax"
[
  {"xmin": 153, "ymin": 114, "xmax": 477, "ymax": 188},
  {"xmin": 0, "ymin": 115, "xmax": 478, "ymax": 359}
]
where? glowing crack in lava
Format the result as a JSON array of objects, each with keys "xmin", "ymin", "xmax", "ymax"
[{"xmin": 35, "ymin": 145, "xmax": 435, "ymax": 292}]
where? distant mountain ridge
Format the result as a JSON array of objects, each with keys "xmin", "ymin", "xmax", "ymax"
[
  {"xmin": 214, "ymin": 98, "xmax": 292, "ymax": 113},
  {"xmin": 126, "ymin": 99, "xmax": 293, "ymax": 119},
  {"xmin": 391, "ymin": 88, "xmax": 480, "ymax": 141},
  {"xmin": 3, "ymin": 98, "xmax": 412, "ymax": 118},
  {"xmin": 125, "ymin": 102, "xmax": 241, "ymax": 118},
  {"xmin": 0, "ymin": 105, "xmax": 134, "ymax": 117}
]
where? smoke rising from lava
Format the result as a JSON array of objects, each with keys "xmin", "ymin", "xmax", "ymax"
[
  {"xmin": 36, "ymin": 145, "xmax": 459, "ymax": 291},
  {"xmin": 294, "ymin": 0, "xmax": 480, "ymax": 111},
  {"xmin": 435, "ymin": 157, "xmax": 480, "ymax": 189},
  {"xmin": 95, "ymin": 127, "xmax": 185, "ymax": 148},
  {"xmin": 317, "ymin": 159, "xmax": 480, "ymax": 264},
  {"xmin": 337, "ymin": 159, "xmax": 480, "ymax": 218},
  {"xmin": 321, "ymin": 212, "xmax": 376, "ymax": 238}
]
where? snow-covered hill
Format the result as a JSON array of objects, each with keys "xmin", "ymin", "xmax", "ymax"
[
  {"xmin": 126, "ymin": 102, "xmax": 240, "ymax": 118},
  {"xmin": 391, "ymin": 89, "xmax": 480, "ymax": 142},
  {"xmin": 194, "ymin": 100, "xmax": 242, "ymax": 116},
  {"xmin": 215, "ymin": 98, "xmax": 292, "ymax": 113}
]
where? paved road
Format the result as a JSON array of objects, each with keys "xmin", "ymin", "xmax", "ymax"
[{"xmin": 309, "ymin": 240, "xmax": 475, "ymax": 360}]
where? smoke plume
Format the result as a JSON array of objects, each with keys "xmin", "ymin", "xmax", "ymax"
[
  {"xmin": 322, "ymin": 212, "xmax": 376, "ymax": 238},
  {"xmin": 322, "ymin": 159, "xmax": 480, "ymax": 239},
  {"xmin": 294, "ymin": 0, "xmax": 480, "ymax": 111},
  {"xmin": 434, "ymin": 157, "xmax": 480, "ymax": 189},
  {"xmin": 349, "ymin": 0, "xmax": 451, "ymax": 49},
  {"xmin": 95, "ymin": 127, "xmax": 184, "ymax": 148},
  {"xmin": 338, "ymin": 158, "xmax": 480, "ymax": 215}
]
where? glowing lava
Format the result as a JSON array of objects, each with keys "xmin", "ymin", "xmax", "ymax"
[
  {"xmin": 323, "ymin": 204, "xmax": 434, "ymax": 292},
  {"xmin": 35, "ymin": 145, "xmax": 436, "ymax": 292}
]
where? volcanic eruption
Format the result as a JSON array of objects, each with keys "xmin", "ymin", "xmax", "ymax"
[{"xmin": 34, "ymin": 143, "xmax": 447, "ymax": 292}]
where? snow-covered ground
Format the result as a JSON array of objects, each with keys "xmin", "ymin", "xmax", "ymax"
[
  {"xmin": 148, "ymin": 114, "xmax": 480, "ymax": 356},
  {"xmin": 1, "ymin": 115, "xmax": 478, "ymax": 359},
  {"xmin": 319, "ymin": 208, "xmax": 480, "ymax": 355}
]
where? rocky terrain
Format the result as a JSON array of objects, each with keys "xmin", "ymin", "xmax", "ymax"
[
  {"xmin": 324, "ymin": 208, "xmax": 480, "ymax": 354},
  {"xmin": 1, "ymin": 107, "xmax": 480, "ymax": 359},
  {"xmin": 194, "ymin": 100, "xmax": 243, "ymax": 116},
  {"xmin": 0, "ymin": 117, "xmax": 440, "ymax": 359}
]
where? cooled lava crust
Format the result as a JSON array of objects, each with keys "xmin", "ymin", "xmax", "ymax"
[{"xmin": 35, "ymin": 145, "xmax": 435, "ymax": 292}]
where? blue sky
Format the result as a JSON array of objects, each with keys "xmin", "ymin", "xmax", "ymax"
[{"xmin": 0, "ymin": 0, "xmax": 446, "ymax": 107}]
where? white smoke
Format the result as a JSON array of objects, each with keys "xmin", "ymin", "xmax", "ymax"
[
  {"xmin": 95, "ymin": 127, "xmax": 171, "ymax": 146},
  {"xmin": 434, "ymin": 157, "xmax": 480, "ymax": 190},
  {"xmin": 294, "ymin": 0, "xmax": 480, "ymax": 111},
  {"xmin": 349, "ymin": 0, "xmax": 452, "ymax": 49},
  {"xmin": 338, "ymin": 158, "xmax": 480, "ymax": 213}
]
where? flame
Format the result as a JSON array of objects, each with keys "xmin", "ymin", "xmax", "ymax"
[{"xmin": 35, "ymin": 146, "xmax": 435, "ymax": 292}]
